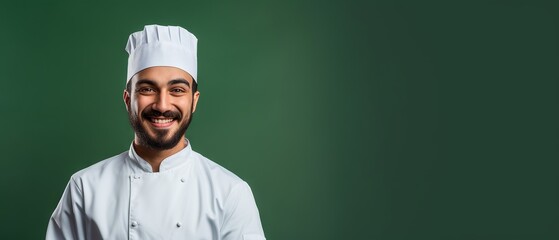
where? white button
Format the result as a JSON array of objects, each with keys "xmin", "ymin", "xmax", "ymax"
[
  {"xmin": 133, "ymin": 175, "xmax": 141, "ymax": 179},
  {"xmin": 131, "ymin": 221, "xmax": 138, "ymax": 227},
  {"xmin": 180, "ymin": 178, "xmax": 186, "ymax": 183},
  {"xmin": 176, "ymin": 222, "xmax": 182, "ymax": 228}
]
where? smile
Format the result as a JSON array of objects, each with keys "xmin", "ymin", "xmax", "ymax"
[
  {"xmin": 149, "ymin": 118, "xmax": 176, "ymax": 128},
  {"xmin": 151, "ymin": 118, "xmax": 173, "ymax": 123}
]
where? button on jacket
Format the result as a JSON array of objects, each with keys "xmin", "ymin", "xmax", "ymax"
[{"xmin": 46, "ymin": 141, "xmax": 266, "ymax": 240}]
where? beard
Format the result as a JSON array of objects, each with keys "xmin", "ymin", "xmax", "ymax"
[{"xmin": 128, "ymin": 105, "xmax": 193, "ymax": 150}]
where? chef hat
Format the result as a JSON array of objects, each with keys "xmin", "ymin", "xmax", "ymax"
[{"xmin": 125, "ymin": 24, "xmax": 198, "ymax": 82}]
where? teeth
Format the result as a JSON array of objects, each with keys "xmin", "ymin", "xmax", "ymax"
[{"xmin": 152, "ymin": 118, "xmax": 173, "ymax": 123}]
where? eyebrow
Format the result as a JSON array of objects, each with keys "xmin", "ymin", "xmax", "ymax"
[
  {"xmin": 136, "ymin": 78, "xmax": 191, "ymax": 87},
  {"xmin": 168, "ymin": 78, "xmax": 190, "ymax": 87},
  {"xmin": 136, "ymin": 79, "xmax": 157, "ymax": 86}
]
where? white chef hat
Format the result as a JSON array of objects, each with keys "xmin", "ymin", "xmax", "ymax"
[{"xmin": 125, "ymin": 24, "xmax": 198, "ymax": 83}]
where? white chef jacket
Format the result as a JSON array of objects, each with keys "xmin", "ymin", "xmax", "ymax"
[{"xmin": 46, "ymin": 141, "xmax": 265, "ymax": 240}]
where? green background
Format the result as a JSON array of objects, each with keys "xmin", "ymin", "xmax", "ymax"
[{"xmin": 0, "ymin": 0, "xmax": 557, "ymax": 239}]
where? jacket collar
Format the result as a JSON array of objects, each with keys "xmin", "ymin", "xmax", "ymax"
[{"xmin": 127, "ymin": 139, "xmax": 193, "ymax": 173}]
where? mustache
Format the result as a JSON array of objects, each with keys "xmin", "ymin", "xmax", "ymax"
[{"xmin": 142, "ymin": 108, "xmax": 182, "ymax": 120}]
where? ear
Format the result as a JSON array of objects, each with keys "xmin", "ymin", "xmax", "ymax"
[
  {"xmin": 192, "ymin": 91, "xmax": 200, "ymax": 113},
  {"xmin": 123, "ymin": 89, "xmax": 131, "ymax": 112}
]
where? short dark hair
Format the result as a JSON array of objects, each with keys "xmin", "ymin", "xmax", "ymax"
[{"xmin": 126, "ymin": 79, "xmax": 198, "ymax": 94}]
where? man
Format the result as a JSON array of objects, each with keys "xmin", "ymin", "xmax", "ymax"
[{"xmin": 46, "ymin": 25, "xmax": 266, "ymax": 240}]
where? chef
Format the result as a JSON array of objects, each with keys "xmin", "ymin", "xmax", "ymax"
[{"xmin": 46, "ymin": 25, "xmax": 266, "ymax": 240}]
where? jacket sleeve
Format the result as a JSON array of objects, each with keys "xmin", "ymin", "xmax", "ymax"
[
  {"xmin": 46, "ymin": 176, "xmax": 87, "ymax": 240},
  {"xmin": 220, "ymin": 181, "xmax": 266, "ymax": 240}
]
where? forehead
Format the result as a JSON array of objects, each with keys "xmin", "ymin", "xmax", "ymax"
[{"xmin": 131, "ymin": 66, "xmax": 193, "ymax": 85}]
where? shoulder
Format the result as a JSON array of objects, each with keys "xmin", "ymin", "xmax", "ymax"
[
  {"xmin": 189, "ymin": 150, "xmax": 253, "ymax": 202},
  {"xmin": 190, "ymin": 150, "xmax": 245, "ymax": 187},
  {"xmin": 189, "ymin": 150, "xmax": 262, "ymax": 216},
  {"xmin": 69, "ymin": 151, "xmax": 128, "ymax": 186}
]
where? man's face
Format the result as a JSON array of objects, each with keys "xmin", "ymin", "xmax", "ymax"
[{"xmin": 124, "ymin": 66, "xmax": 200, "ymax": 150}]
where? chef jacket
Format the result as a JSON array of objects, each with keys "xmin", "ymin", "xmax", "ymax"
[{"xmin": 46, "ymin": 141, "xmax": 266, "ymax": 240}]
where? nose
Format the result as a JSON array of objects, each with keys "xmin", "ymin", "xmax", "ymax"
[{"xmin": 152, "ymin": 92, "xmax": 173, "ymax": 113}]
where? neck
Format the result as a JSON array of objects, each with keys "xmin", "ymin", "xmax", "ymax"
[{"xmin": 132, "ymin": 138, "xmax": 187, "ymax": 172}]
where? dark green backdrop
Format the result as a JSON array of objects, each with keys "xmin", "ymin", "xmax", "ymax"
[{"xmin": 0, "ymin": 0, "xmax": 557, "ymax": 239}]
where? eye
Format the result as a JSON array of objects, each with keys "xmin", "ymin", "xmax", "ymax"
[
  {"xmin": 170, "ymin": 88, "xmax": 187, "ymax": 94},
  {"xmin": 137, "ymin": 87, "xmax": 156, "ymax": 94}
]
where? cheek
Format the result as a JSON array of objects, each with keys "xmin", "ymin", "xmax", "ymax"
[
  {"xmin": 131, "ymin": 98, "xmax": 150, "ymax": 115},
  {"xmin": 175, "ymin": 97, "xmax": 193, "ymax": 111}
]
